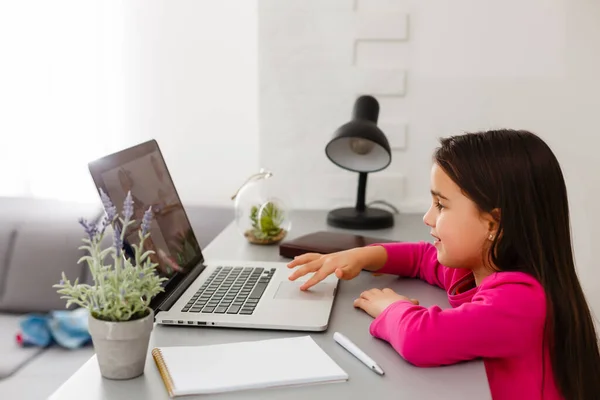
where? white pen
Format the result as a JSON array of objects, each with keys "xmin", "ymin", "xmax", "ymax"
[{"xmin": 333, "ymin": 331, "xmax": 385, "ymax": 375}]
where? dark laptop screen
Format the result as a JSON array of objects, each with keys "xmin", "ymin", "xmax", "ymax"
[{"xmin": 89, "ymin": 140, "xmax": 203, "ymax": 292}]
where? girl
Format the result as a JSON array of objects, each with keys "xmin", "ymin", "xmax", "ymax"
[{"xmin": 288, "ymin": 130, "xmax": 600, "ymax": 400}]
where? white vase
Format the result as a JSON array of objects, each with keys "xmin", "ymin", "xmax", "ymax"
[{"xmin": 87, "ymin": 308, "xmax": 154, "ymax": 380}]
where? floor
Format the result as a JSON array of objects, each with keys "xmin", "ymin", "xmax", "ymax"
[{"xmin": 0, "ymin": 347, "xmax": 95, "ymax": 399}]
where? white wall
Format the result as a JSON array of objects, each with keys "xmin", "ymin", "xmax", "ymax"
[
  {"xmin": 119, "ymin": 0, "xmax": 259, "ymax": 208},
  {"xmin": 258, "ymin": 0, "xmax": 600, "ymax": 313},
  {"xmin": 0, "ymin": 1, "xmax": 128, "ymax": 203}
]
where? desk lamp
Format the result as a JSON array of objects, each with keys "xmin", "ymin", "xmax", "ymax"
[{"xmin": 325, "ymin": 95, "xmax": 394, "ymax": 230}]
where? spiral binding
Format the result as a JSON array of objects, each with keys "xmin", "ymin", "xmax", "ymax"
[{"xmin": 152, "ymin": 348, "xmax": 175, "ymax": 398}]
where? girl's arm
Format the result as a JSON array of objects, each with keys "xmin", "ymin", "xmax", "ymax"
[
  {"xmin": 368, "ymin": 242, "xmax": 449, "ymax": 290},
  {"xmin": 368, "ymin": 272, "xmax": 546, "ymax": 366}
]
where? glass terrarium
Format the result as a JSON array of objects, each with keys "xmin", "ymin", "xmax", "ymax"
[{"xmin": 231, "ymin": 169, "xmax": 291, "ymax": 245}]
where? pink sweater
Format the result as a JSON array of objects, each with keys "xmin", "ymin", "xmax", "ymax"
[{"xmin": 370, "ymin": 242, "xmax": 562, "ymax": 400}]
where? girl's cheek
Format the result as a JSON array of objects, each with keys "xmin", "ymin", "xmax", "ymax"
[{"xmin": 436, "ymin": 214, "xmax": 445, "ymax": 234}]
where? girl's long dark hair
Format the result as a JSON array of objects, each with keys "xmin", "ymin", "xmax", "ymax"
[{"xmin": 434, "ymin": 129, "xmax": 600, "ymax": 400}]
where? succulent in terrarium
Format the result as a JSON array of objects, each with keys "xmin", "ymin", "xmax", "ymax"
[
  {"xmin": 232, "ymin": 169, "xmax": 291, "ymax": 245},
  {"xmin": 245, "ymin": 201, "xmax": 287, "ymax": 244}
]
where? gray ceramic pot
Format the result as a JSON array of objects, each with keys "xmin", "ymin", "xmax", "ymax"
[{"xmin": 88, "ymin": 308, "xmax": 154, "ymax": 380}]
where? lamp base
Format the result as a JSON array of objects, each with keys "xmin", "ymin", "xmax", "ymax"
[{"xmin": 326, "ymin": 207, "xmax": 394, "ymax": 230}]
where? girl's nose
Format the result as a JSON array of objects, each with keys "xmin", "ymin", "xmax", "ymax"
[{"xmin": 423, "ymin": 206, "xmax": 434, "ymax": 227}]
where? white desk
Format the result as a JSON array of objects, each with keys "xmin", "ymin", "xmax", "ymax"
[{"xmin": 50, "ymin": 210, "xmax": 491, "ymax": 400}]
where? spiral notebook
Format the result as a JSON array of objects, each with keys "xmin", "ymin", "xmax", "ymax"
[{"xmin": 152, "ymin": 336, "xmax": 348, "ymax": 397}]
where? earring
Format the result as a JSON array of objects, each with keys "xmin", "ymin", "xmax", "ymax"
[{"xmin": 488, "ymin": 233, "xmax": 494, "ymax": 241}]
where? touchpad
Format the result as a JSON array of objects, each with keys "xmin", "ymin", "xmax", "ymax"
[{"xmin": 273, "ymin": 281, "xmax": 336, "ymax": 301}]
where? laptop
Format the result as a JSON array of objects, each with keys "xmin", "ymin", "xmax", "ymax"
[{"xmin": 88, "ymin": 139, "xmax": 339, "ymax": 331}]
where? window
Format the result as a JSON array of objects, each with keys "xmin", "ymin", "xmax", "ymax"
[{"xmin": 0, "ymin": 1, "xmax": 125, "ymax": 203}]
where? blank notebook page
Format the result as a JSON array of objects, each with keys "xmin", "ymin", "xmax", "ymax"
[{"xmin": 154, "ymin": 335, "xmax": 348, "ymax": 396}]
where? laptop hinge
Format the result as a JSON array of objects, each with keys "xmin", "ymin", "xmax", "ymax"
[{"xmin": 157, "ymin": 263, "xmax": 206, "ymax": 312}]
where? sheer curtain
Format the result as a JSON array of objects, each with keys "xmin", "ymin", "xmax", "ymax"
[{"xmin": 0, "ymin": 1, "xmax": 126, "ymax": 203}]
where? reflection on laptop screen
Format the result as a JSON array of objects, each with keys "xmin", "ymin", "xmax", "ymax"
[{"xmin": 98, "ymin": 147, "xmax": 201, "ymax": 284}]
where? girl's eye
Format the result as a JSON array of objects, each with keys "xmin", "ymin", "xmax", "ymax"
[{"xmin": 435, "ymin": 201, "xmax": 445, "ymax": 211}]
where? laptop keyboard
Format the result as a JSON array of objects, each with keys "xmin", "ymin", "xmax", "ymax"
[{"xmin": 182, "ymin": 266, "xmax": 275, "ymax": 315}]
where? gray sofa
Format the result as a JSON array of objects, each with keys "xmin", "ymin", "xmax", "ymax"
[{"xmin": 0, "ymin": 196, "xmax": 233, "ymax": 399}]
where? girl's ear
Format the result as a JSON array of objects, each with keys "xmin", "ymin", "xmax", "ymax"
[
  {"xmin": 490, "ymin": 208, "xmax": 501, "ymax": 223},
  {"xmin": 481, "ymin": 208, "xmax": 501, "ymax": 238}
]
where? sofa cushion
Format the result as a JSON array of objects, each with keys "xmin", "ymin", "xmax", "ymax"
[
  {"xmin": 0, "ymin": 220, "xmax": 90, "ymax": 313},
  {"xmin": 0, "ymin": 314, "xmax": 44, "ymax": 379},
  {"xmin": 0, "ymin": 229, "xmax": 16, "ymax": 302},
  {"xmin": 0, "ymin": 197, "xmax": 102, "ymax": 313}
]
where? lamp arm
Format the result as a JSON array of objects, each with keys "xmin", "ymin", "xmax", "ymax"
[{"xmin": 355, "ymin": 172, "xmax": 367, "ymax": 212}]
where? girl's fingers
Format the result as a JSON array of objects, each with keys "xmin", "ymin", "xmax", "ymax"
[
  {"xmin": 287, "ymin": 253, "xmax": 321, "ymax": 268},
  {"xmin": 300, "ymin": 267, "xmax": 333, "ymax": 291},
  {"xmin": 288, "ymin": 259, "xmax": 323, "ymax": 281}
]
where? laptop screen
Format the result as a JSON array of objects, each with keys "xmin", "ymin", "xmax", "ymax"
[{"xmin": 88, "ymin": 140, "xmax": 204, "ymax": 293}]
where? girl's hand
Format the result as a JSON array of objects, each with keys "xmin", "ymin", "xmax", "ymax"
[
  {"xmin": 353, "ymin": 288, "xmax": 419, "ymax": 318},
  {"xmin": 287, "ymin": 248, "xmax": 369, "ymax": 290}
]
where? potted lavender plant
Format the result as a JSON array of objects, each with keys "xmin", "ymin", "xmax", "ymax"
[{"xmin": 54, "ymin": 189, "xmax": 167, "ymax": 380}]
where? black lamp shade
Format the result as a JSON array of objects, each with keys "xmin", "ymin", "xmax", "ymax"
[
  {"xmin": 325, "ymin": 120, "xmax": 391, "ymax": 173},
  {"xmin": 324, "ymin": 95, "xmax": 395, "ymax": 230}
]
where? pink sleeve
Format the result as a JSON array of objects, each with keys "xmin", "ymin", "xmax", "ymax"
[
  {"xmin": 372, "ymin": 242, "xmax": 449, "ymax": 290},
  {"xmin": 368, "ymin": 273, "xmax": 546, "ymax": 367}
]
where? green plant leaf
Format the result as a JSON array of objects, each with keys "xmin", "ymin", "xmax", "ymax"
[
  {"xmin": 249, "ymin": 201, "xmax": 284, "ymax": 240},
  {"xmin": 56, "ymin": 203, "xmax": 169, "ymax": 322}
]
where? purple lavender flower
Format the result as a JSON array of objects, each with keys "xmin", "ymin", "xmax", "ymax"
[
  {"xmin": 120, "ymin": 288, "xmax": 126, "ymax": 298},
  {"xmin": 141, "ymin": 207, "xmax": 153, "ymax": 236},
  {"xmin": 113, "ymin": 225, "xmax": 123, "ymax": 257},
  {"xmin": 99, "ymin": 188, "xmax": 117, "ymax": 222},
  {"xmin": 99, "ymin": 216, "xmax": 110, "ymax": 236},
  {"xmin": 122, "ymin": 191, "xmax": 134, "ymax": 222},
  {"xmin": 78, "ymin": 218, "xmax": 98, "ymax": 240},
  {"xmin": 138, "ymin": 272, "xmax": 145, "ymax": 279}
]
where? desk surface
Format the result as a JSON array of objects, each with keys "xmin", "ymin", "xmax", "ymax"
[{"xmin": 50, "ymin": 210, "xmax": 491, "ymax": 400}]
